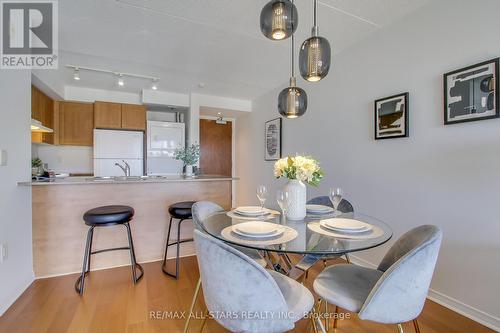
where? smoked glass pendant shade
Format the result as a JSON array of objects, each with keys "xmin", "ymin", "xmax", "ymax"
[
  {"xmin": 260, "ymin": 0, "xmax": 298, "ymax": 40},
  {"xmin": 299, "ymin": 35, "xmax": 331, "ymax": 81},
  {"xmin": 278, "ymin": 78, "xmax": 308, "ymax": 118}
]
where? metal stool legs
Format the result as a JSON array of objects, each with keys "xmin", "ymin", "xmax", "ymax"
[
  {"xmin": 75, "ymin": 226, "xmax": 94, "ymax": 295},
  {"xmin": 75, "ymin": 222, "xmax": 143, "ymax": 295},
  {"xmin": 162, "ymin": 217, "xmax": 193, "ymax": 279}
]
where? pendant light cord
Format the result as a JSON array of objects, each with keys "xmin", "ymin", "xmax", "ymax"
[
  {"xmin": 291, "ymin": 0, "xmax": 295, "ymax": 77},
  {"xmin": 313, "ymin": 0, "xmax": 317, "ymax": 27}
]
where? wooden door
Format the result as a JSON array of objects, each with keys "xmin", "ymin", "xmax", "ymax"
[
  {"xmin": 121, "ymin": 103, "xmax": 146, "ymax": 130},
  {"xmin": 59, "ymin": 102, "xmax": 94, "ymax": 146},
  {"xmin": 199, "ymin": 119, "xmax": 232, "ymax": 176},
  {"xmin": 94, "ymin": 101, "xmax": 122, "ymax": 129}
]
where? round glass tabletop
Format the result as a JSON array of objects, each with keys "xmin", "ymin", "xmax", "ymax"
[{"xmin": 200, "ymin": 211, "xmax": 393, "ymax": 255}]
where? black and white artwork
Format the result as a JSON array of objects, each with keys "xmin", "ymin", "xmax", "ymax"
[
  {"xmin": 444, "ymin": 58, "xmax": 499, "ymax": 125},
  {"xmin": 265, "ymin": 118, "xmax": 282, "ymax": 161},
  {"xmin": 374, "ymin": 92, "xmax": 409, "ymax": 140}
]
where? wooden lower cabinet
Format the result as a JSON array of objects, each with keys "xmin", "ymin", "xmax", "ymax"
[
  {"xmin": 121, "ymin": 103, "xmax": 146, "ymax": 130},
  {"xmin": 59, "ymin": 101, "xmax": 94, "ymax": 146}
]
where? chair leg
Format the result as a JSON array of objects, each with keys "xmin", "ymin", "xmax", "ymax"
[
  {"xmin": 413, "ymin": 319, "xmax": 421, "ymax": 333},
  {"xmin": 397, "ymin": 323, "xmax": 404, "ymax": 333},
  {"xmin": 344, "ymin": 253, "xmax": 351, "ymax": 264},
  {"xmin": 184, "ymin": 278, "xmax": 202, "ymax": 333},
  {"xmin": 199, "ymin": 310, "xmax": 209, "ymax": 333},
  {"xmin": 333, "ymin": 306, "xmax": 339, "ymax": 329},
  {"xmin": 125, "ymin": 222, "xmax": 144, "ymax": 283},
  {"xmin": 75, "ymin": 226, "xmax": 94, "ymax": 295}
]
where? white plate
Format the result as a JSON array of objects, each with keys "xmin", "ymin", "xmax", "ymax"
[
  {"xmin": 306, "ymin": 204, "xmax": 334, "ymax": 214},
  {"xmin": 235, "ymin": 206, "xmax": 266, "ymax": 216},
  {"xmin": 321, "ymin": 218, "xmax": 373, "ymax": 233},
  {"xmin": 232, "ymin": 221, "xmax": 282, "ymax": 236}
]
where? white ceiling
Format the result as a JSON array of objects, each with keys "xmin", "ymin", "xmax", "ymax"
[{"xmin": 54, "ymin": 0, "xmax": 431, "ymax": 100}]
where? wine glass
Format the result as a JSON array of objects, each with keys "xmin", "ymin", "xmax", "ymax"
[
  {"xmin": 276, "ymin": 190, "xmax": 289, "ymax": 223},
  {"xmin": 256, "ymin": 185, "xmax": 268, "ymax": 210},
  {"xmin": 329, "ymin": 187, "xmax": 343, "ymax": 212}
]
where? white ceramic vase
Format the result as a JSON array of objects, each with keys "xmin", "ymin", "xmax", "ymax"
[
  {"xmin": 284, "ymin": 179, "xmax": 307, "ymax": 220},
  {"xmin": 185, "ymin": 165, "xmax": 194, "ymax": 177}
]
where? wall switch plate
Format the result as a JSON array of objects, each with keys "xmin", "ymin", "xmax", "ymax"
[
  {"xmin": 0, "ymin": 243, "xmax": 7, "ymax": 263},
  {"xmin": 0, "ymin": 149, "xmax": 6, "ymax": 166}
]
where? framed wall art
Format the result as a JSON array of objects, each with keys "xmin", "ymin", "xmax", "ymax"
[
  {"xmin": 374, "ymin": 92, "xmax": 409, "ymax": 140},
  {"xmin": 444, "ymin": 58, "xmax": 499, "ymax": 125},
  {"xmin": 265, "ymin": 118, "xmax": 282, "ymax": 161}
]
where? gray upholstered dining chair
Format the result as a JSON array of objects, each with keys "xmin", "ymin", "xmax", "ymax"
[
  {"xmin": 193, "ymin": 229, "xmax": 315, "ymax": 333},
  {"xmin": 307, "ymin": 195, "xmax": 354, "ymax": 214},
  {"xmin": 313, "ymin": 225, "xmax": 443, "ymax": 333},
  {"xmin": 184, "ymin": 201, "xmax": 267, "ymax": 333}
]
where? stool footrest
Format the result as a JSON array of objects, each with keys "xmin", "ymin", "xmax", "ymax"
[
  {"xmin": 91, "ymin": 246, "xmax": 130, "ymax": 255},
  {"xmin": 166, "ymin": 238, "xmax": 194, "ymax": 248}
]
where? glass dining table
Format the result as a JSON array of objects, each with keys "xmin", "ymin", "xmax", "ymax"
[{"xmin": 200, "ymin": 209, "xmax": 393, "ymax": 279}]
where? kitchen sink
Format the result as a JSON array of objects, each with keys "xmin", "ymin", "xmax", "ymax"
[{"xmin": 86, "ymin": 176, "xmax": 169, "ymax": 182}]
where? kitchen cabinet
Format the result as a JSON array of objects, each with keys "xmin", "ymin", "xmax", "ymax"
[
  {"xmin": 59, "ymin": 101, "xmax": 94, "ymax": 146},
  {"xmin": 94, "ymin": 101, "xmax": 146, "ymax": 131},
  {"xmin": 31, "ymin": 86, "xmax": 55, "ymax": 145},
  {"xmin": 94, "ymin": 101, "xmax": 122, "ymax": 129},
  {"xmin": 121, "ymin": 103, "xmax": 146, "ymax": 130}
]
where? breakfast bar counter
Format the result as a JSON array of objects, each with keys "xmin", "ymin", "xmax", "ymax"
[{"xmin": 25, "ymin": 176, "xmax": 234, "ymax": 277}]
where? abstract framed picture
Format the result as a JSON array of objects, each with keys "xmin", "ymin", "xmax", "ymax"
[
  {"xmin": 444, "ymin": 58, "xmax": 499, "ymax": 125},
  {"xmin": 265, "ymin": 118, "xmax": 282, "ymax": 161},
  {"xmin": 374, "ymin": 92, "xmax": 409, "ymax": 140}
]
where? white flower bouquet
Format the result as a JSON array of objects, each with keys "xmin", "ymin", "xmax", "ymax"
[{"xmin": 274, "ymin": 155, "xmax": 324, "ymax": 186}]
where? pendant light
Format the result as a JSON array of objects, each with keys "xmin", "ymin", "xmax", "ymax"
[
  {"xmin": 260, "ymin": 0, "xmax": 298, "ymax": 41},
  {"xmin": 278, "ymin": 27, "xmax": 307, "ymax": 118},
  {"xmin": 299, "ymin": 0, "xmax": 331, "ymax": 82}
]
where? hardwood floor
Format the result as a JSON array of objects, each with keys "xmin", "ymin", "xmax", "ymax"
[{"xmin": 0, "ymin": 256, "xmax": 494, "ymax": 333}]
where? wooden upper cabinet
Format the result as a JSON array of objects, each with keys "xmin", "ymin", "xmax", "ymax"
[
  {"xmin": 31, "ymin": 85, "xmax": 55, "ymax": 144},
  {"xmin": 121, "ymin": 104, "xmax": 146, "ymax": 130},
  {"xmin": 59, "ymin": 101, "xmax": 94, "ymax": 146},
  {"xmin": 94, "ymin": 101, "xmax": 122, "ymax": 129}
]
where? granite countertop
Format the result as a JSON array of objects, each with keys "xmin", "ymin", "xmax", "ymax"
[{"xmin": 18, "ymin": 175, "xmax": 238, "ymax": 186}]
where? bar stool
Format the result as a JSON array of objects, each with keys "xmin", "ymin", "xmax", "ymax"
[
  {"xmin": 162, "ymin": 201, "xmax": 195, "ymax": 279},
  {"xmin": 75, "ymin": 205, "xmax": 144, "ymax": 295}
]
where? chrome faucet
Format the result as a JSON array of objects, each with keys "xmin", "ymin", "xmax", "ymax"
[{"xmin": 114, "ymin": 160, "xmax": 131, "ymax": 176}]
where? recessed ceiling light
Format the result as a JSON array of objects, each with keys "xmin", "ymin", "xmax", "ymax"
[
  {"xmin": 198, "ymin": 82, "xmax": 206, "ymax": 88},
  {"xmin": 73, "ymin": 68, "xmax": 80, "ymax": 81},
  {"xmin": 117, "ymin": 74, "xmax": 124, "ymax": 86}
]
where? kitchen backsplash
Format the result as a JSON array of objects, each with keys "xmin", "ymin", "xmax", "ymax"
[{"xmin": 32, "ymin": 145, "xmax": 93, "ymax": 174}]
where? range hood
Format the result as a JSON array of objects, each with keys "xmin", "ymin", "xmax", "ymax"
[{"xmin": 31, "ymin": 119, "xmax": 53, "ymax": 133}]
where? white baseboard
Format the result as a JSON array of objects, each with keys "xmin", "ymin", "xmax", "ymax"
[
  {"xmin": 0, "ymin": 274, "xmax": 34, "ymax": 317},
  {"xmin": 349, "ymin": 255, "xmax": 500, "ymax": 332},
  {"xmin": 35, "ymin": 253, "xmax": 196, "ymax": 280}
]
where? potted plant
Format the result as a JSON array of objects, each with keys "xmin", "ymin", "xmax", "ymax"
[
  {"xmin": 274, "ymin": 155, "xmax": 324, "ymax": 220},
  {"xmin": 32, "ymin": 157, "xmax": 43, "ymax": 176},
  {"xmin": 173, "ymin": 143, "xmax": 200, "ymax": 177}
]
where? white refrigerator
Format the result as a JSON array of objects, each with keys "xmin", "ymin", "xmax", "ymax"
[
  {"xmin": 146, "ymin": 121, "xmax": 185, "ymax": 175},
  {"xmin": 93, "ymin": 129, "xmax": 144, "ymax": 176}
]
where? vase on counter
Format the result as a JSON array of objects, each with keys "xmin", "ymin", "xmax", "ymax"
[
  {"xmin": 284, "ymin": 179, "xmax": 306, "ymax": 220},
  {"xmin": 185, "ymin": 165, "xmax": 194, "ymax": 177}
]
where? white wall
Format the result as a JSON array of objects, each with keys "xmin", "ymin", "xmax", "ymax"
[
  {"xmin": 237, "ymin": 0, "xmax": 500, "ymax": 329},
  {"xmin": 0, "ymin": 71, "xmax": 34, "ymax": 315}
]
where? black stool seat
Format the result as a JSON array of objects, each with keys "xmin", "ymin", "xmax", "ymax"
[
  {"xmin": 83, "ymin": 205, "xmax": 134, "ymax": 226},
  {"xmin": 168, "ymin": 201, "xmax": 195, "ymax": 220}
]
